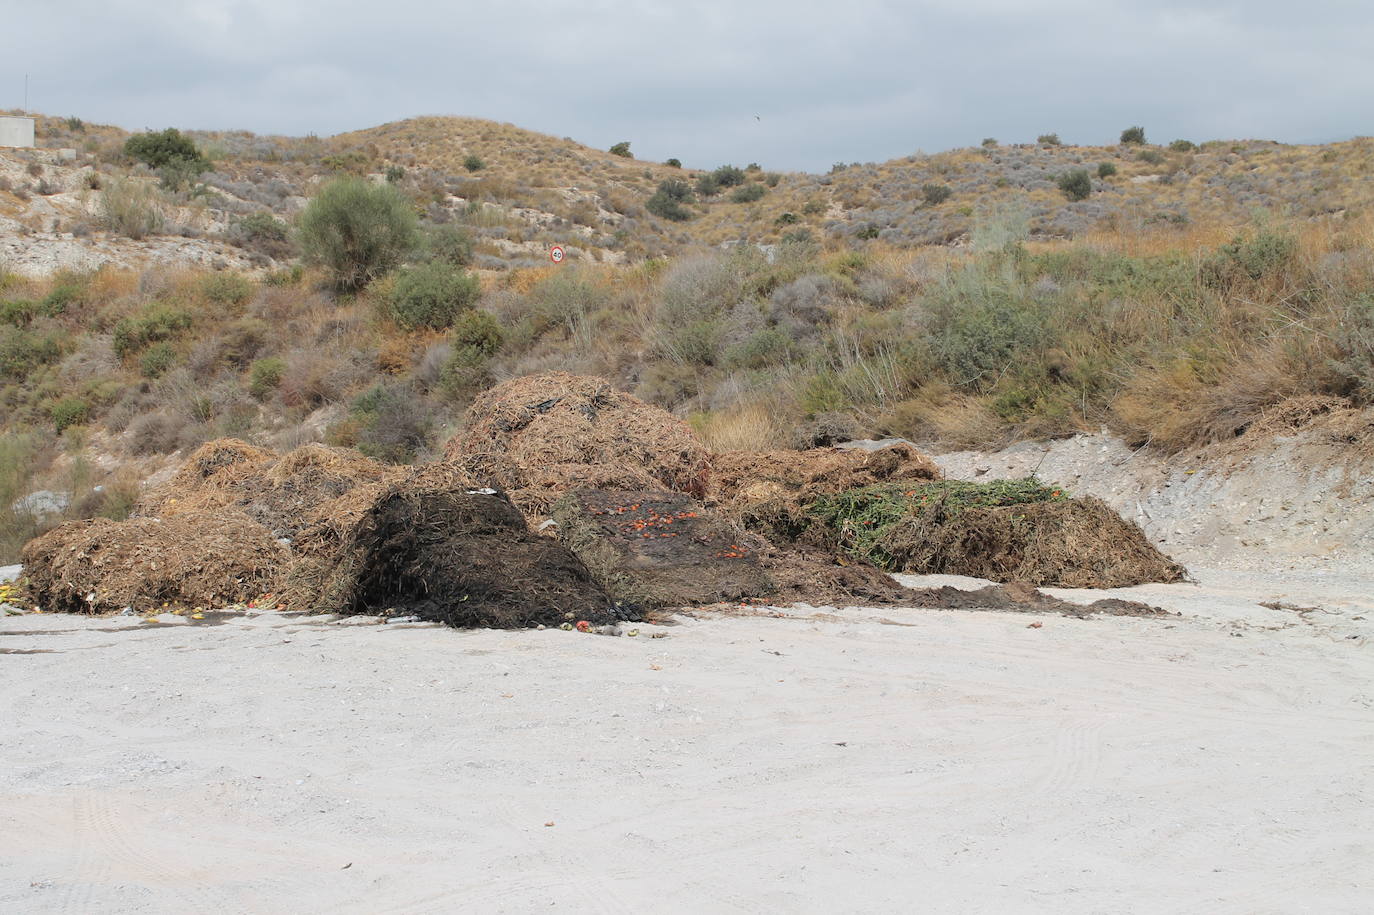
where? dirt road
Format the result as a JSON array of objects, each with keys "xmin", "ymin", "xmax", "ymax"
[{"xmin": 2, "ymin": 568, "xmax": 1370, "ymax": 913}]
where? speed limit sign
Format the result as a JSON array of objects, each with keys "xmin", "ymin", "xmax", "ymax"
[{"xmin": 549, "ymin": 245, "xmax": 565, "ymax": 264}]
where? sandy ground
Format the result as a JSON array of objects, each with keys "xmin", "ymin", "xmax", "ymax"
[{"xmin": 2, "ymin": 565, "xmax": 1371, "ymax": 914}]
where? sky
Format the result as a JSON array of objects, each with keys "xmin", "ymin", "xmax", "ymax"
[{"xmin": 4, "ymin": 0, "xmax": 1372, "ymax": 172}]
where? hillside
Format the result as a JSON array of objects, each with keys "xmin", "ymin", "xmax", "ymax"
[
  {"xmin": 5, "ymin": 111, "xmax": 1374, "ymax": 275},
  {"xmin": 1, "ymin": 111, "xmax": 1372, "ymax": 562}
]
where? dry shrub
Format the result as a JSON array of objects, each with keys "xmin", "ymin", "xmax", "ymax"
[
  {"xmin": 880, "ymin": 385, "xmax": 1005, "ymax": 449},
  {"xmin": 692, "ymin": 403, "xmax": 791, "ymax": 451},
  {"xmin": 446, "ymin": 372, "xmax": 709, "ymax": 516},
  {"xmin": 21, "ymin": 511, "xmax": 287, "ymax": 613},
  {"xmin": 283, "ymin": 481, "xmax": 618, "ymax": 627},
  {"xmin": 1113, "ymin": 347, "xmax": 1313, "ymax": 451},
  {"xmin": 876, "ymin": 497, "xmax": 1185, "ymax": 588}
]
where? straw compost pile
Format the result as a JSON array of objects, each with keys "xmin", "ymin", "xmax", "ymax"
[
  {"xmin": 139, "ymin": 440, "xmax": 405, "ymax": 539},
  {"xmin": 20, "ymin": 511, "xmax": 287, "ymax": 614},
  {"xmin": 445, "ymin": 373, "xmax": 709, "ymax": 516}
]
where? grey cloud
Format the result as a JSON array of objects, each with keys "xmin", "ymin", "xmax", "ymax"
[{"xmin": 4, "ymin": 1, "xmax": 1371, "ymax": 170}]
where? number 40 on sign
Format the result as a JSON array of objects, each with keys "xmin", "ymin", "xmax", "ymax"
[{"xmin": 549, "ymin": 245, "xmax": 565, "ymax": 264}]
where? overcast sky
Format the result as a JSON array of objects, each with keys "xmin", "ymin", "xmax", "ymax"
[{"xmin": 4, "ymin": 1, "xmax": 1372, "ymax": 171}]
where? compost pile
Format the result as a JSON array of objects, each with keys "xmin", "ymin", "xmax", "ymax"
[
  {"xmin": 21, "ymin": 511, "xmax": 287, "ymax": 614},
  {"xmin": 445, "ymin": 372, "xmax": 709, "ymax": 516},
  {"xmin": 803, "ymin": 479, "xmax": 1186, "ymax": 588},
  {"xmin": 16, "ymin": 372, "xmax": 1188, "ymax": 624},
  {"xmin": 288, "ymin": 479, "xmax": 619, "ymax": 628}
]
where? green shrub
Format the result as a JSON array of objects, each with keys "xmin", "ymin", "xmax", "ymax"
[
  {"xmin": 1137, "ymin": 149, "xmax": 1166, "ymax": 165},
  {"xmin": 921, "ymin": 183, "xmax": 953, "ymax": 205},
  {"xmin": 124, "ymin": 128, "xmax": 210, "ymax": 173},
  {"xmin": 440, "ymin": 312, "xmax": 504, "ymax": 397},
  {"xmin": 346, "ymin": 382, "xmax": 433, "ymax": 462},
  {"xmin": 0, "ymin": 299, "xmax": 39, "ymax": 326},
  {"xmin": 231, "ymin": 212, "xmax": 292, "ymax": 257},
  {"xmin": 730, "ymin": 183, "xmax": 766, "ymax": 203},
  {"xmin": 665, "ymin": 158, "xmax": 682, "ymax": 168},
  {"xmin": 1097, "ymin": 162, "xmax": 1118, "ymax": 178},
  {"xmin": 857, "ymin": 225, "xmax": 881, "ymax": 240},
  {"xmin": 724, "ymin": 327, "xmax": 793, "ymax": 369},
  {"xmin": 694, "ymin": 173, "xmax": 721, "ymax": 197},
  {"xmin": 463, "ymin": 154, "xmax": 485, "ymax": 172},
  {"xmin": 248, "ymin": 356, "xmax": 286, "ymax": 399},
  {"xmin": 982, "ymin": 137, "xmax": 998, "ymax": 148},
  {"xmin": 297, "ymin": 178, "xmax": 420, "ymax": 293},
  {"xmin": 385, "ymin": 262, "xmax": 480, "ymax": 330},
  {"xmin": 1169, "ymin": 139, "xmax": 1196, "ymax": 152},
  {"xmin": 765, "ymin": 172, "xmax": 781, "ymax": 187},
  {"xmin": 646, "ymin": 179, "xmax": 695, "ymax": 221},
  {"xmin": 1120, "ymin": 126, "xmax": 1147, "ymax": 145},
  {"xmin": 138, "ymin": 341, "xmax": 177, "ymax": 378},
  {"xmin": 929, "ymin": 283, "xmax": 1051, "ymax": 392},
  {"xmin": 111, "ymin": 304, "xmax": 193, "ymax": 359},
  {"xmin": 609, "ymin": 141, "xmax": 633, "ymax": 158},
  {"xmin": 450, "ymin": 309, "xmax": 504, "ymax": 356},
  {"xmin": 0, "ymin": 326, "xmax": 62, "ymax": 379},
  {"xmin": 1202, "ymin": 230, "xmax": 1298, "ymax": 288},
  {"xmin": 712, "ymin": 165, "xmax": 746, "ymax": 187},
  {"xmin": 424, "ymin": 224, "xmax": 473, "ymax": 267},
  {"xmin": 49, "ymin": 396, "xmax": 91, "ymax": 432},
  {"xmin": 775, "ymin": 212, "xmax": 800, "ymax": 226},
  {"xmin": 385, "ymin": 165, "xmax": 406, "ymax": 183},
  {"xmin": 1056, "ymin": 169, "xmax": 1093, "ymax": 201},
  {"xmin": 100, "ymin": 179, "xmax": 165, "ymax": 239},
  {"xmin": 42, "ymin": 279, "xmax": 86, "ymax": 314},
  {"xmin": 200, "ymin": 273, "xmax": 254, "ymax": 308},
  {"xmin": 1037, "ymin": 133, "xmax": 1062, "ymax": 146}
]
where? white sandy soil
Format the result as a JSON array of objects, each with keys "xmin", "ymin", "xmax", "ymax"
[{"xmin": 1, "ymin": 566, "xmax": 1371, "ymax": 914}]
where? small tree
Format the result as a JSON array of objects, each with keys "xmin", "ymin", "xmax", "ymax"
[
  {"xmin": 981, "ymin": 137, "xmax": 998, "ymax": 148},
  {"xmin": 1057, "ymin": 169, "xmax": 1093, "ymax": 201},
  {"xmin": 1097, "ymin": 162, "xmax": 1118, "ymax": 178},
  {"xmin": 463, "ymin": 154, "xmax": 485, "ymax": 172},
  {"xmin": 694, "ymin": 173, "xmax": 721, "ymax": 197},
  {"xmin": 609, "ymin": 141, "xmax": 633, "ymax": 158},
  {"xmin": 1037, "ymin": 133, "xmax": 1062, "ymax": 146},
  {"xmin": 664, "ymin": 158, "xmax": 682, "ymax": 168},
  {"xmin": 1120, "ymin": 126, "xmax": 1147, "ymax": 145},
  {"xmin": 298, "ymin": 178, "xmax": 420, "ymax": 293},
  {"xmin": 646, "ymin": 179, "xmax": 695, "ymax": 221}
]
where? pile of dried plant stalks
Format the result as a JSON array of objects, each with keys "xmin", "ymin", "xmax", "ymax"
[
  {"xmin": 445, "ymin": 372, "xmax": 709, "ymax": 516},
  {"xmin": 21, "ymin": 511, "xmax": 287, "ymax": 614}
]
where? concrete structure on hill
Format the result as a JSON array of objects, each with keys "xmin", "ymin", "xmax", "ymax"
[{"xmin": 0, "ymin": 116, "xmax": 35, "ymax": 148}]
